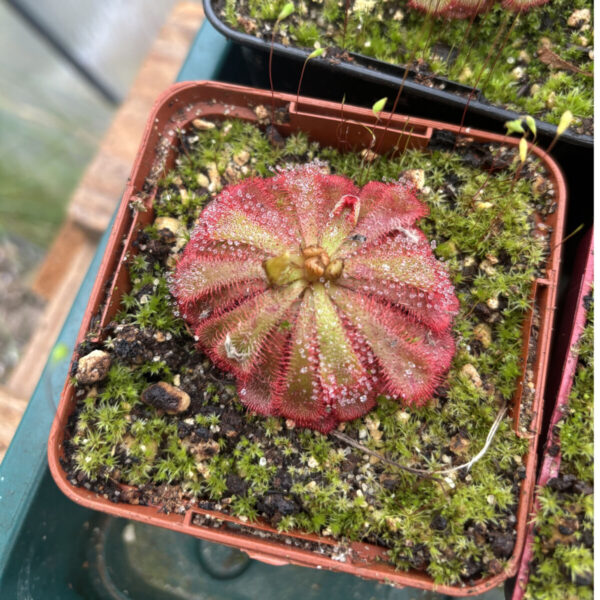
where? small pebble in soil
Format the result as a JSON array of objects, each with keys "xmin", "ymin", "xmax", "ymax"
[
  {"xmin": 567, "ymin": 8, "xmax": 591, "ymax": 28},
  {"xmin": 253, "ymin": 105, "xmax": 270, "ymax": 126},
  {"xmin": 460, "ymin": 363, "xmax": 482, "ymax": 388},
  {"xmin": 197, "ymin": 173, "xmax": 210, "ymax": 188},
  {"xmin": 473, "ymin": 323, "xmax": 492, "ymax": 349},
  {"xmin": 141, "ymin": 381, "xmax": 191, "ymax": 414},
  {"xmin": 154, "ymin": 217, "xmax": 184, "ymax": 238},
  {"xmin": 75, "ymin": 350, "xmax": 111, "ymax": 385},
  {"xmin": 547, "ymin": 473, "xmax": 577, "ymax": 492},
  {"xmin": 192, "ymin": 118, "xmax": 216, "ymax": 131},
  {"xmin": 486, "ymin": 297, "xmax": 499, "ymax": 310}
]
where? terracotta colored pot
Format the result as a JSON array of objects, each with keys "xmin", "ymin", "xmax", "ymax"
[
  {"xmin": 48, "ymin": 81, "xmax": 567, "ymax": 597},
  {"xmin": 511, "ymin": 229, "xmax": 593, "ymax": 600}
]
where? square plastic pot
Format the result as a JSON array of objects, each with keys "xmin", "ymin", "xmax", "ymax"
[
  {"xmin": 511, "ymin": 228, "xmax": 593, "ymax": 600},
  {"xmin": 49, "ymin": 81, "xmax": 566, "ymax": 597}
]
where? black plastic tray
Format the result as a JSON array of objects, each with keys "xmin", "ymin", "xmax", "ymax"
[{"xmin": 204, "ymin": 0, "xmax": 593, "ymax": 150}]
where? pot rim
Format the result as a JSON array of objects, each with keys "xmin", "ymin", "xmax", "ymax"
[{"xmin": 48, "ymin": 81, "xmax": 567, "ymax": 597}]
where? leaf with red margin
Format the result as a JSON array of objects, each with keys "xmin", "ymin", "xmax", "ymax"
[
  {"xmin": 272, "ymin": 289, "xmax": 337, "ymax": 432},
  {"xmin": 178, "ymin": 279, "xmax": 268, "ymax": 332},
  {"xmin": 320, "ymin": 193, "xmax": 361, "ymax": 256},
  {"xmin": 340, "ymin": 230, "xmax": 459, "ymax": 332},
  {"xmin": 349, "ymin": 181, "xmax": 429, "ymax": 245},
  {"xmin": 408, "ymin": 0, "xmax": 454, "ymax": 15},
  {"xmin": 500, "ymin": 0, "xmax": 549, "ymax": 10},
  {"xmin": 194, "ymin": 281, "xmax": 306, "ymax": 376},
  {"xmin": 272, "ymin": 164, "xmax": 358, "ymax": 248},
  {"xmin": 173, "ymin": 241, "xmax": 267, "ymax": 304},
  {"xmin": 237, "ymin": 316, "xmax": 295, "ymax": 416},
  {"xmin": 329, "ymin": 287, "xmax": 455, "ymax": 403},
  {"xmin": 194, "ymin": 177, "xmax": 301, "ymax": 254},
  {"xmin": 312, "ymin": 284, "xmax": 377, "ymax": 426},
  {"xmin": 443, "ymin": 0, "xmax": 493, "ymax": 17}
]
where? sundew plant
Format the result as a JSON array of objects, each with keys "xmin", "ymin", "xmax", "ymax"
[{"xmin": 173, "ymin": 164, "xmax": 458, "ymax": 432}]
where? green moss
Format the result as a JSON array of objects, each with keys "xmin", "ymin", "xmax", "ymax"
[
  {"xmin": 66, "ymin": 118, "xmax": 557, "ymax": 585},
  {"xmin": 523, "ymin": 299, "xmax": 594, "ymax": 600},
  {"xmin": 226, "ymin": 0, "xmax": 593, "ymax": 130}
]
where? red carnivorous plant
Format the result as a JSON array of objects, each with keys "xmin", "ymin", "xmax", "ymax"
[{"xmin": 173, "ymin": 163, "xmax": 459, "ymax": 432}]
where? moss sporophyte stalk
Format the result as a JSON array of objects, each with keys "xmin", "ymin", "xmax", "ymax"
[{"xmin": 66, "ymin": 116, "xmax": 555, "ymax": 585}]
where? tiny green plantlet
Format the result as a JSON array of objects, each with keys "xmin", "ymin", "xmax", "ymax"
[
  {"xmin": 519, "ymin": 137, "xmax": 528, "ymax": 162},
  {"xmin": 546, "ymin": 109, "xmax": 574, "ymax": 153},
  {"xmin": 172, "ymin": 164, "xmax": 459, "ymax": 432},
  {"xmin": 296, "ymin": 46, "xmax": 326, "ymax": 104},
  {"xmin": 372, "ymin": 97, "xmax": 388, "ymax": 116},
  {"xmin": 277, "ymin": 2, "xmax": 295, "ymax": 22},
  {"xmin": 505, "ymin": 118, "xmax": 526, "ymax": 135}
]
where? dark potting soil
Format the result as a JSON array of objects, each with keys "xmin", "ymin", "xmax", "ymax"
[{"xmin": 62, "ymin": 112, "xmax": 557, "ymax": 586}]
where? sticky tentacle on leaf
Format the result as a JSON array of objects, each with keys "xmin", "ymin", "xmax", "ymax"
[
  {"xmin": 194, "ymin": 280, "xmax": 306, "ymax": 377},
  {"xmin": 329, "ymin": 286, "xmax": 455, "ymax": 402}
]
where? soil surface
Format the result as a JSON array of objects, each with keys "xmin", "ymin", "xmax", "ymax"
[{"xmin": 521, "ymin": 298, "xmax": 593, "ymax": 598}]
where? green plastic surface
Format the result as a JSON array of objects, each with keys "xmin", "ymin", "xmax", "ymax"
[{"xmin": 0, "ymin": 21, "xmax": 505, "ymax": 600}]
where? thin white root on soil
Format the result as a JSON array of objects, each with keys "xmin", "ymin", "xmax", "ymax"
[{"xmin": 331, "ymin": 403, "xmax": 508, "ymax": 481}]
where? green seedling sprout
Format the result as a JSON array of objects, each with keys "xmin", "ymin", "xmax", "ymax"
[
  {"xmin": 519, "ymin": 137, "xmax": 528, "ymax": 163},
  {"xmin": 296, "ymin": 46, "xmax": 325, "ymax": 104},
  {"xmin": 506, "ymin": 136, "xmax": 528, "ymax": 192},
  {"xmin": 501, "ymin": 116, "xmax": 535, "ymax": 194},
  {"xmin": 366, "ymin": 97, "xmax": 387, "ymax": 179},
  {"xmin": 547, "ymin": 110, "xmax": 573, "ymax": 153},
  {"xmin": 525, "ymin": 115, "xmax": 537, "ymax": 140},
  {"xmin": 505, "ymin": 118, "xmax": 525, "ymax": 136},
  {"xmin": 372, "ymin": 97, "xmax": 388, "ymax": 117},
  {"xmin": 277, "ymin": 2, "xmax": 295, "ymax": 21},
  {"xmin": 506, "ymin": 116, "xmax": 536, "ymax": 142}
]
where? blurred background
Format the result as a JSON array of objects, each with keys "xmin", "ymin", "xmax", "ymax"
[{"xmin": 0, "ymin": 0, "xmax": 204, "ymax": 459}]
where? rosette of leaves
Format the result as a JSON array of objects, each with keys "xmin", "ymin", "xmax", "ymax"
[{"xmin": 173, "ymin": 163, "xmax": 458, "ymax": 432}]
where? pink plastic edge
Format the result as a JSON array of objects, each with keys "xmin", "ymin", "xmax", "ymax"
[{"xmin": 512, "ymin": 228, "xmax": 594, "ymax": 600}]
